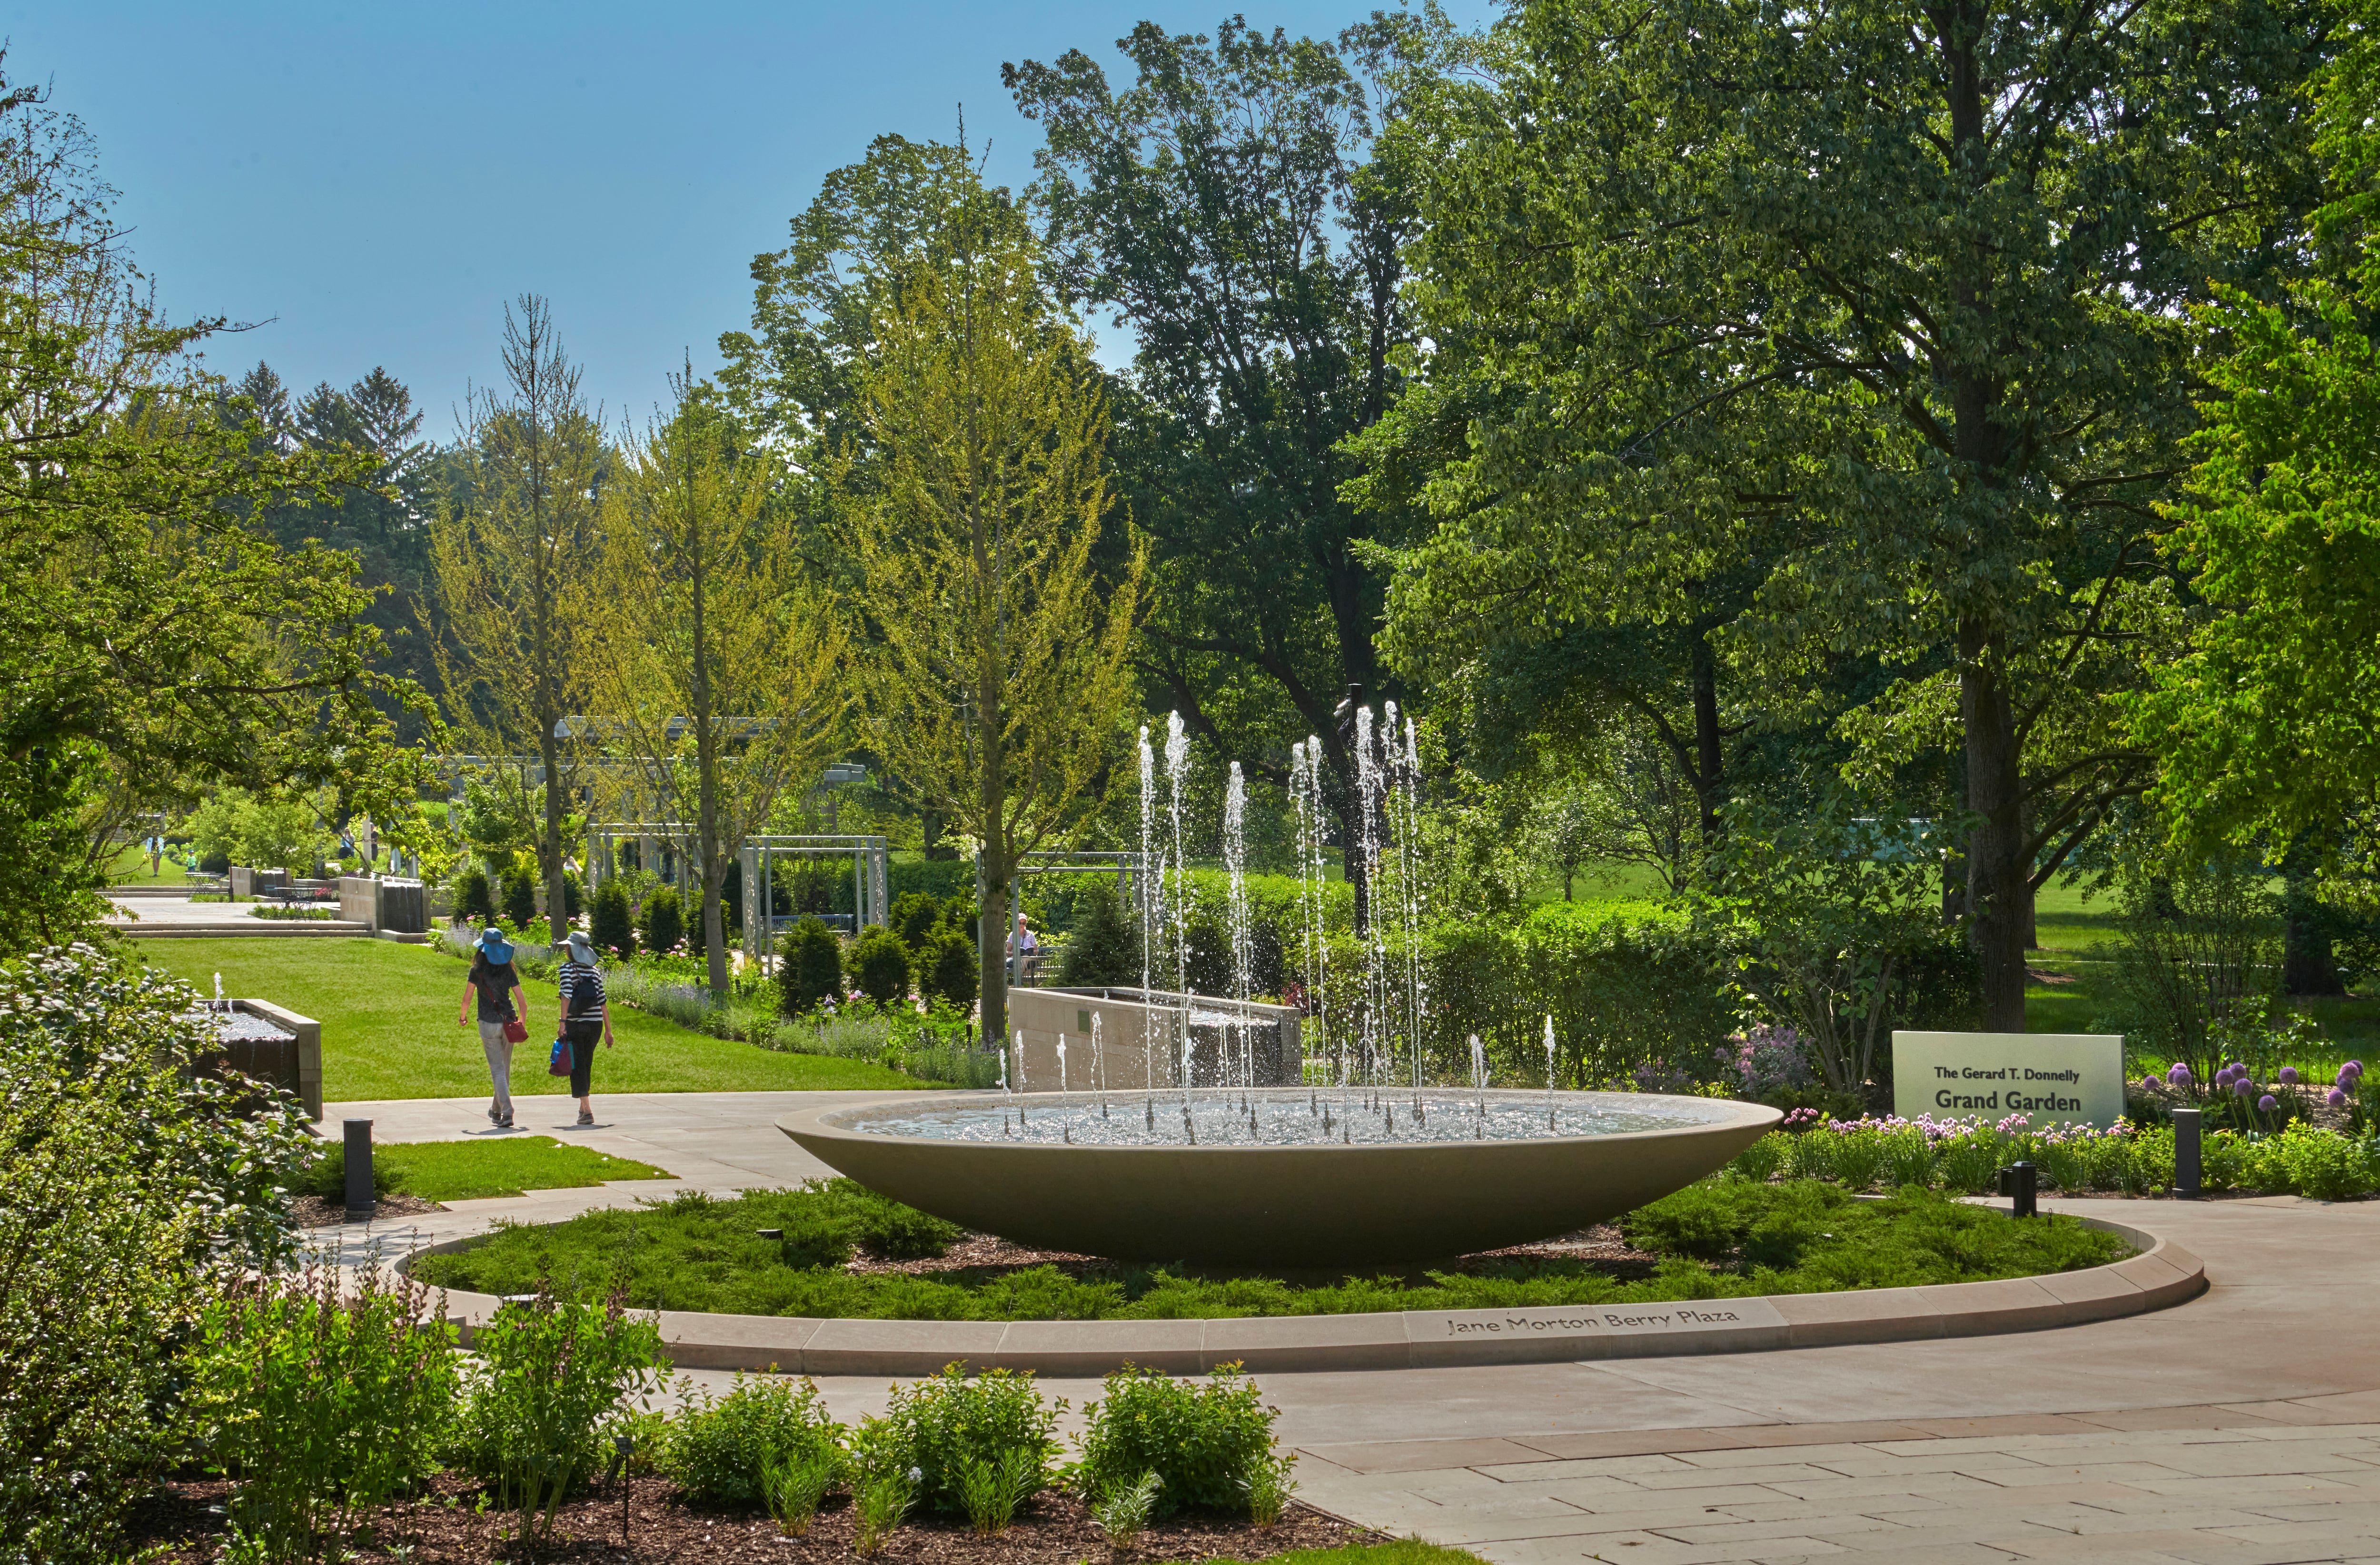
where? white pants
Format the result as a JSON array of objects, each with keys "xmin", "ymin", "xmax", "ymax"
[{"xmin": 478, "ymin": 1020, "xmax": 514, "ymax": 1118}]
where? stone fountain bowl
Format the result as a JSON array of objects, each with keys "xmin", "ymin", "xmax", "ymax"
[{"xmin": 779, "ymin": 1089, "xmax": 1784, "ymax": 1267}]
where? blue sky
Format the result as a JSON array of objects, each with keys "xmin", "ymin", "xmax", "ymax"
[{"xmin": 13, "ymin": 2, "xmax": 1492, "ymax": 438}]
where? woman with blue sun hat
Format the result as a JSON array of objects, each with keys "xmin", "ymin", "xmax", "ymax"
[{"xmin": 456, "ymin": 923, "xmax": 530, "ymax": 1127}]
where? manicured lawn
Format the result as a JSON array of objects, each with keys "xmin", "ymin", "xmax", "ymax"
[
  {"xmin": 135, "ymin": 937, "xmax": 921, "ymax": 1100},
  {"xmin": 381, "ymin": 1136, "xmax": 672, "ymax": 1201}
]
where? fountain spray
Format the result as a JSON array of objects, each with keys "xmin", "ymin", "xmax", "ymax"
[
  {"xmin": 1093, "ymin": 1011, "xmax": 1108, "ymax": 1118},
  {"xmin": 1546, "ymin": 1014, "xmax": 1558, "ymax": 1129},
  {"xmin": 1224, "ymin": 760, "xmax": 1253, "ymax": 1090},
  {"xmin": 1138, "ymin": 723, "xmax": 1157, "ymax": 1115},
  {"xmin": 1057, "ymin": 1032, "xmax": 1067, "ymax": 1094}
]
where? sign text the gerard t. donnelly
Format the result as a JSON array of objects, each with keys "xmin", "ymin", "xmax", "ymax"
[{"xmin": 1891, "ymin": 1031, "xmax": 2125, "ymax": 1127}]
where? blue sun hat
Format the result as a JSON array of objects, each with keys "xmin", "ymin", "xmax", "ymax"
[{"xmin": 477, "ymin": 925, "xmax": 514, "ymax": 964}]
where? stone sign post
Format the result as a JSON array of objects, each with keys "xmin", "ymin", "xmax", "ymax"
[{"xmin": 1892, "ymin": 1030, "xmax": 2126, "ymax": 1128}]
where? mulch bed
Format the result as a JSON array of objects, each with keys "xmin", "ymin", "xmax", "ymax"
[
  {"xmin": 125, "ymin": 1474, "xmax": 1378, "ymax": 1564},
  {"xmin": 293, "ymin": 1192, "xmax": 443, "ymax": 1227},
  {"xmin": 846, "ymin": 1223, "xmax": 1662, "ymax": 1285}
]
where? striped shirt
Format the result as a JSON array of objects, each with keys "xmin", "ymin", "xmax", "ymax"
[{"xmin": 558, "ymin": 959, "xmax": 607, "ymax": 1021}]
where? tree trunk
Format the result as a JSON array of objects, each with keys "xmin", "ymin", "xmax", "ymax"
[
  {"xmin": 1690, "ymin": 628, "xmax": 1723, "ymax": 842},
  {"xmin": 1960, "ymin": 622, "xmax": 2029, "ymax": 1029}
]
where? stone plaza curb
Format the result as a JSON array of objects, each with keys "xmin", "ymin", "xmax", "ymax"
[{"xmin": 402, "ymin": 1212, "xmax": 2203, "ymax": 1377}]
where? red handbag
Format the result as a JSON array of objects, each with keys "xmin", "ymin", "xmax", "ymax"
[{"xmin": 501, "ymin": 1017, "xmax": 528, "ymax": 1044}]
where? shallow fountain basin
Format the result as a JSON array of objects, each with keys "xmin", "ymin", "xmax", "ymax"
[{"xmin": 779, "ymin": 1089, "xmax": 1783, "ymax": 1267}]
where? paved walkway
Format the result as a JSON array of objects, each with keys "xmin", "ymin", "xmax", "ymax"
[{"xmin": 319, "ymin": 1092, "xmax": 2380, "ymax": 1564}]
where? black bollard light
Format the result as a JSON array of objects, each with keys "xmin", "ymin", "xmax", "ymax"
[
  {"xmin": 2172, "ymin": 1107, "xmax": 2202, "ymax": 1199},
  {"xmin": 1996, "ymin": 1160, "xmax": 2038, "ymax": 1219},
  {"xmin": 342, "ymin": 1118, "xmax": 375, "ymax": 1223}
]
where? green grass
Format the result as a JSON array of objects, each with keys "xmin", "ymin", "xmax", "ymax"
[
  {"xmin": 132, "ymin": 937, "xmax": 922, "ymax": 1100},
  {"xmin": 412, "ymin": 1176, "xmax": 2131, "ymax": 1319},
  {"xmin": 2024, "ymin": 875, "xmax": 2380, "ymax": 1060},
  {"xmin": 380, "ymin": 1137, "xmax": 673, "ymax": 1201},
  {"xmin": 103, "ymin": 842, "xmax": 191, "ymax": 885}
]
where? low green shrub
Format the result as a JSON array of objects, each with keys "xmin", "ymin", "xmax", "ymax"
[
  {"xmin": 853, "ymin": 925, "xmax": 912, "ymax": 1007},
  {"xmin": 501, "ymin": 861, "xmax": 538, "ymax": 929},
  {"xmin": 852, "ymin": 1365, "xmax": 1061, "ymax": 1515},
  {"xmin": 188, "ymin": 1265, "xmax": 458, "ymax": 1558},
  {"xmin": 641, "ymin": 886, "xmax": 686, "ymax": 957},
  {"xmin": 1074, "ymin": 1364, "xmax": 1282, "ymax": 1515},
  {"xmin": 892, "ymin": 891, "xmax": 946, "ymax": 952},
  {"xmin": 922, "ymin": 926, "xmax": 977, "ymax": 1011},
  {"xmin": 590, "ymin": 879, "xmax": 636, "ymax": 959},
  {"xmin": 296, "ymin": 1139, "xmax": 395, "ymax": 1201},
  {"xmin": 663, "ymin": 1373, "xmax": 842, "ymax": 1506},
  {"xmin": 779, "ymin": 1179, "xmax": 965, "ymax": 1268},
  {"xmin": 1725, "ymin": 1133, "xmax": 1786, "ymax": 1183},
  {"xmin": 779, "ymin": 917, "xmax": 844, "ymax": 1016},
  {"xmin": 452, "ymin": 1293, "xmax": 666, "ymax": 1540},
  {"xmin": 453, "ymin": 864, "xmax": 495, "ymax": 924}
]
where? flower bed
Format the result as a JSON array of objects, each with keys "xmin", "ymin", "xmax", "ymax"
[{"xmin": 1746, "ymin": 1111, "xmax": 2380, "ymax": 1201}]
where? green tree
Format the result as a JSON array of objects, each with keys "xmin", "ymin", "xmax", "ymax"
[
  {"xmin": 425, "ymin": 297, "xmax": 605, "ymax": 948},
  {"xmin": 841, "ymin": 178, "xmax": 1145, "ymax": 1050},
  {"xmin": 1006, "ymin": 17, "xmax": 1425, "ymax": 875},
  {"xmin": 0, "ymin": 70, "xmax": 428, "ymax": 947},
  {"xmin": 2129, "ymin": 0, "xmax": 2380, "ymax": 862},
  {"xmin": 584, "ymin": 376, "xmax": 848, "ymax": 996},
  {"xmin": 1372, "ymin": 0, "xmax": 2329, "ymax": 1025}
]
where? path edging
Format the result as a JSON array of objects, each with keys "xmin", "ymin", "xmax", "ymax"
[{"xmin": 402, "ymin": 1213, "xmax": 2202, "ymax": 1376}]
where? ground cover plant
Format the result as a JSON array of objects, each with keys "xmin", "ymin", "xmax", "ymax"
[
  {"xmin": 297, "ymin": 1136, "xmax": 673, "ymax": 1203},
  {"xmin": 410, "ymin": 1176, "xmax": 2132, "ymax": 1319},
  {"xmin": 132, "ymin": 937, "xmax": 916, "ymax": 1099}
]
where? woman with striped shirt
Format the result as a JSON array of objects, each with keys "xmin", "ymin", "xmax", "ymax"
[{"xmin": 557, "ymin": 931, "xmax": 615, "ymax": 1127}]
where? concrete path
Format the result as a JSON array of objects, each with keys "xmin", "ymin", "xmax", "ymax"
[{"xmin": 315, "ymin": 1093, "xmax": 2380, "ymax": 1563}]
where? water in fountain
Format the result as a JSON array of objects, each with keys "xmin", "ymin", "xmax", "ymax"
[
  {"xmin": 1224, "ymin": 760, "xmax": 1254, "ymax": 1088},
  {"xmin": 1058, "ymin": 1032, "xmax": 1068, "ymax": 1094},
  {"xmin": 1137, "ymin": 723, "xmax": 1159, "ymax": 1110},
  {"xmin": 855, "ymin": 1090, "xmax": 1738, "ymax": 1148}
]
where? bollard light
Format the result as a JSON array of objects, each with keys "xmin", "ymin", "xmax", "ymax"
[
  {"xmin": 2172, "ymin": 1107, "xmax": 2202, "ymax": 1198},
  {"xmin": 1996, "ymin": 1160, "xmax": 2038, "ymax": 1219},
  {"xmin": 342, "ymin": 1118, "xmax": 375, "ymax": 1223}
]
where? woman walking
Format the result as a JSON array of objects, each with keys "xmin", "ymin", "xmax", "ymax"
[
  {"xmin": 457, "ymin": 925, "xmax": 529, "ymax": 1128},
  {"xmin": 556, "ymin": 930, "xmax": 615, "ymax": 1126}
]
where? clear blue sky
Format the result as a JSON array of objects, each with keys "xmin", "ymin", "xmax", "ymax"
[{"xmin": 13, "ymin": 2, "xmax": 1492, "ymax": 438}]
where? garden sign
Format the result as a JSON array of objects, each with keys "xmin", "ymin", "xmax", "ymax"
[{"xmin": 1892, "ymin": 1031, "xmax": 2126, "ymax": 1129}]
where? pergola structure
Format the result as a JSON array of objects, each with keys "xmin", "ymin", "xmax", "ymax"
[{"xmin": 739, "ymin": 835, "xmax": 892, "ymax": 958}]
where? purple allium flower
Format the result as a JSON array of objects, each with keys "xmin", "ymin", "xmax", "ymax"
[
  {"xmin": 2141, "ymin": 1075, "xmax": 2159, "ymax": 1092},
  {"xmin": 2233, "ymin": 1078, "xmax": 2254, "ymax": 1097},
  {"xmin": 2169, "ymin": 1063, "xmax": 2193, "ymax": 1085},
  {"xmin": 2348, "ymin": 1060, "xmax": 2366, "ymax": 1080},
  {"xmin": 2280, "ymin": 1066, "xmax": 2301, "ymax": 1085},
  {"xmin": 2259, "ymin": 1094, "xmax": 2279, "ymax": 1111},
  {"xmin": 2329, "ymin": 1088, "xmax": 2349, "ymax": 1107}
]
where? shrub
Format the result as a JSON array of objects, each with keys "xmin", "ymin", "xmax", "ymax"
[
  {"xmin": 1060, "ymin": 880, "xmax": 1142, "ymax": 987},
  {"xmin": 454, "ymin": 1293, "xmax": 666, "ymax": 1539},
  {"xmin": 562, "ymin": 869, "xmax": 584, "ymax": 921},
  {"xmin": 641, "ymin": 885, "xmax": 685, "ymax": 956},
  {"xmin": 501, "ymin": 860, "xmax": 538, "ymax": 929},
  {"xmin": 853, "ymin": 924, "xmax": 912, "ymax": 1008},
  {"xmin": 922, "ymin": 926, "xmax": 978, "ymax": 1011},
  {"xmin": 590, "ymin": 879, "xmax": 636, "ymax": 959},
  {"xmin": 453, "ymin": 863, "xmax": 495, "ymax": 923},
  {"xmin": 1726, "ymin": 1132, "xmax": 1786, "ymax": 1183},
  {"xmin": 1724, "ymin": 1024, "xmax": 1817, "ymax": 1099},
  {"xmin": 0, "ymin": 946, "xmax": 315, "ymax": 1565},
  {"xmin": 853, "ymin": 1466, "xmax": 914, "ymax": 1557},
  {"xmin": 2253, "ymin": 1122, "xmax": 2380, "ymax": 1200},
  {"xmin": 188, "ymin": 1264, "xmax": 459, "ymax": 1558},
  {"xmin": 663, "ymin": 1373, "xmax": 842, "ymax": 1506},
  {"xmin": 851, "ymin": 1365, "xmax": 1060, "ymax": 1515},
  {"xmin": 297, "ymin": 1139, "xmax": 395, "ymax": 1201},
  {"xmin": 777, "ymin": 1178, "xmax": 965, "ymax": 1268},
  {"xmin": 1073, "ymin": 1364, "xmax": 1280, "ymax": 1514},
  {"xmin": 892, "ymin": 891, "xmax": 945, "ymax": 953},
  {"xmin": 779, "ymin": 916, "xmax": 844, "ymax": 1015},
  {"xmin": 1091, "ymin": 1470, "xmax": 1163, "ymax": 1549},
  {"xmin": 764, "ymin": 1446, "xmax": 842, "ymax": 1537}
]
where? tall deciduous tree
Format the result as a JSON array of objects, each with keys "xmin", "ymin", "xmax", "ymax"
[
  {"xmin": 1374, "ymin": 0, "xmax": 2330, "ymax": 1025},
  {"xmin": 2130, "ymin": 0, "xmax": 2380, "ymax": 862},
  {"xmin": 584, "ymin": 376, "xmax": 850, "ymax": 996},
  {"xmin": 844, "ymin": 194, "xmax": 1144, "ymax": 1049},
  {"xmin": 1005, "ymin": 18, "xmax": 1425, "ymax": 893},
  {"xmin": 0, "ymin": 65, "xmax": 426, "ymax": 946},
  {"xmin": 425, "ymin": 297, "xmax": 605, "ymax": 944}
]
